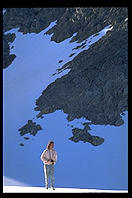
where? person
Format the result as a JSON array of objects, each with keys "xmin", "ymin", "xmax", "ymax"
[{"xmin": 40, "ymin": 140, "xmax": 57, "ymax": 190}]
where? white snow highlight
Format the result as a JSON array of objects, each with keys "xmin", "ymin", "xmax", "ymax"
[{"xmin": 3, "ymin": 186, "xmax": 128, "ymax": 193}]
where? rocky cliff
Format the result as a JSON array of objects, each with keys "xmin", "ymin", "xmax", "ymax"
[{"xmin": 3, "ymin": 8, "xmax": 128, "ymax": 146}]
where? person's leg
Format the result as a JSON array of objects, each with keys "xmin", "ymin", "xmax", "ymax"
[
  {"xmin": 50, "ymin": 164, "xmax": 55, "ymax": 189},
  {"xmin": 44, "ymin": 164, "xmax": 50, "ymax": 188}
]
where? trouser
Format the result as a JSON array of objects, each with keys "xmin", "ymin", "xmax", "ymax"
[{"xmin": 44, "ymin": 164, "xmax": 55, "ymax": 188}]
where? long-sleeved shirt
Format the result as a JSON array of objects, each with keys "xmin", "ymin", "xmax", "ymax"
[{"xmin": 41, "ymin": 149, "xmax": 57, "ymax": 165}]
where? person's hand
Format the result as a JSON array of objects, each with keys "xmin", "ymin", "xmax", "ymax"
[
  {"xmin": 47, "ymin": 159, "xmax": 54, "ymax": 164},
  {"xmin": 50, "ymin": 159, "xmax": 54, "ymax": 164}
]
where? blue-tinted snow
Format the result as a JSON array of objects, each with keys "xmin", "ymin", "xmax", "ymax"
[
  {"xmin": 3, "ymin": 176, "xmax": 30, "ymax": 187},
  {"xmin": 3, "ymin": 21, "xmax": 127, "ymax": 190}
]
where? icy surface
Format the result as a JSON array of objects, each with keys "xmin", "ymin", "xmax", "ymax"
[
  {"xmin": 3, "ymin": 186, "xmax": 128, "ymax": 193},
  {"xmin": 3, "ymin": 21, "xmax": 127, "ymax": 190}
]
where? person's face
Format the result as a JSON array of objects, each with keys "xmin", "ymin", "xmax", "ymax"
[{"xmin": 49, "ymin": 143, "xmax": 54, "ymax": 149}]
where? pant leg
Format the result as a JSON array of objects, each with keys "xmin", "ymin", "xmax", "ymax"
[
  {"xmin": 50, "ymin": 164, "xmax": 55, "ymax": 188},
  {"xmin": 44, "ymin": 164, "xmax": 50, "ymax": 187}
]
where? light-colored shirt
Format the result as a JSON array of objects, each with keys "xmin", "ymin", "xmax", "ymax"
[{"xmin": 41, "ymin": 149, "xmax": 57, "ymax": 165}]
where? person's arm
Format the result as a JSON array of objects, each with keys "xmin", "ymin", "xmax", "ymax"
[
  {"xmin": 41, "ymin": 150, "xmax": 49, "ymax": 163},
  {"xmin": 52, "ymin": 151, "xmax": 57, "ymax": 164}
]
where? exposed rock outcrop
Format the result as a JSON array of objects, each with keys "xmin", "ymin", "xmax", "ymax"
[
  {"xmin": 69, "ymin": 126, "xmax": 104, "ymax": 146},
  {"xmin": 3, "ymin": 8, "xmax": 127, "ymax": 68},
  {"xmin": 3, "ymin": 8, "xmax": 128, "ymax": 146},
  {"xmin": 3, "ymin": 33, "xmax": 16, "ymax": 68},
  {"xmin": 3, "ymin": 8, "xmax": 66, "ymax": 68},
  {"xmin": 35, "ymin": 25, "xmax": 128, "ymax": 127},
  {"xmin": 18, "ymin": 120, "xmax": 42, "ymax": 136},
  {"xmin": 19, "ymin": 143, "xmax": 24, "ymax": 147}
]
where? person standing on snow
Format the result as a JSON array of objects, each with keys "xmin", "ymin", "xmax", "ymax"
[{"xmin": 41, "ymin": 140, "xmax": 57, "ymax": 190}]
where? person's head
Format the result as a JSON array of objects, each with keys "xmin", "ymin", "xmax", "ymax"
[{"xmin": 47, "ymin": 140, "xmax": 54, "ymax": 150}]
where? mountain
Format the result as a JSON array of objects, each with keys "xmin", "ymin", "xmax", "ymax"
[
  {"xmin": 3, "ymin": 8, "xmax": 128, "ymax": 145},
  {"xmin": 3, "ymin": 8, "xmax": 128, "ymax": 189}
]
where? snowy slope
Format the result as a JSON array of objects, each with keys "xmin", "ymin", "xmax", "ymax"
[
  {"xmin": 3, "ymin": 20, "xmax": 128, "ymax": 190},
  {"xmin": 3, "ymin": 186, "xmax": 128, "ymax": 193}
]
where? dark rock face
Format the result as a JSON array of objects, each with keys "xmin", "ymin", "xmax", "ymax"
[
  {"xmin": 19, "ymin": 143, "xmax": 24, "ymax": 147},
  {"xmin": 18, "ymin": 120, "xmax": 42, "ymax": 136},
  {"xmin": 34, "ymin": 9, "xmax": 127, "ymax": 144},
  {"xmin": 3, "ymin": 8, "xmax": 66, "ymax": 34},
  {"xmin": 3, "ymin": 33, "xmax": 16, "ymax": 68},
  {"xmin": 3, "ymin": 8, "xmax": 128, "ymax": 145},
  {"xmin": 3, "ymin": 8, "xmax": 66, "ymax": 68},
  {"xmin": 70, "ymin": 122, "xmax": 104, "ymax": 146},
  {"xmin": 69, "ymin": 126, "xmax": 104, "ymax": 146},
  {"xmin": 3, "ymin": 8, "xmax": 127, "ymax": 68},
  {"xmin": 72, "ymin": 41, "xmax": 87, "ymax": 50},
  {"xmin": 69, "ymin": 53, "xmax": 76, "ymax": 57},
  {"xmin": 45, "ymin": 7, "xmax": 128, "ymax": 43},
  {"xmin": 24, "ymin": 137, "xmax": 30, "ymax": 140},
  {"xmin": 58, "ymin": 60, "xmax": 63, "ymax": 63},
  {"xmin": 35, "ymin": 26, "xmax": 128, "ymax": 127}
]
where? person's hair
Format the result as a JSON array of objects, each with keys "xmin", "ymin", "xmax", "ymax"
[{"xmin": 46, "ymin": 140, "xmax": 54, "ymax": 150}]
